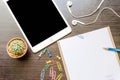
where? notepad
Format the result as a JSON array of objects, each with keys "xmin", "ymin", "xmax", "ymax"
[{"xmin": 57, "ymin": 27, "xmax": 120, "ymax": 80}]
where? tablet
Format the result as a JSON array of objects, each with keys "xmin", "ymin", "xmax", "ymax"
[{"xmin": 4, "ymin": 0, "xmax": 72, "ymax": 53}]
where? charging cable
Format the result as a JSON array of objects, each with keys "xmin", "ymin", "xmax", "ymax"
[{"xmin": 66, "ymin": 0, "xmax": 120, "ymax": 26}]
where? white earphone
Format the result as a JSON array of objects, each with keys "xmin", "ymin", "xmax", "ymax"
[
  {"xmin": 66, "ymin": 1, "xmax": 86, "ymax": 26},
  {"xmin": 67, "ymin": 1, "xmax": 72, "ymax": 7},
  {"xmin": 72, "ymin": 20, "xmax": 85, "ymax": 26},
  {"xmin": 66, "ymin": 0, "xmax": 120, "ymax": 26}
]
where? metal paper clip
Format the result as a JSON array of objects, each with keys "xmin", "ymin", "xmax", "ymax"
[
  {"xmin": 40, "ymin": 68, "xmax": 45, "ymax": 80},
  {"xmin": 56, "ymin": 61, "xmax": 62, "ymax": 71}
]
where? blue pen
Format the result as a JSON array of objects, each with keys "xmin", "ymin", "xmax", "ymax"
[{"xmin": 104, "ymin": 48, "xmax": 120, "ymax": 52}]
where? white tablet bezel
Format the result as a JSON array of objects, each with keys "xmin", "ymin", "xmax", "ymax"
[{"xmin": 4, "ymin": 0, "xmax": 72, "ymax": 53}]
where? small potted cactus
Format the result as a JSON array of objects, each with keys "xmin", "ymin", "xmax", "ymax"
[{"xmin": 6, "ymin": 37, "xmax": 28, "ymax": 58}]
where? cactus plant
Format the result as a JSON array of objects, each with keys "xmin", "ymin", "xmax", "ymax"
[
  {"xmin": 7, "ymin": 37, "xmax": 28, "ymax": 58},
  {"xmin": 9, "ymin": 39, "xmax": 25, "ymax": 55}
]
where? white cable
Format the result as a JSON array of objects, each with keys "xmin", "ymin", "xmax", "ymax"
[
  {"xmin": 72, "ymin": 7, "xmax": 120, "ymax": 26},
  {"xmin": 67, "ymin": 0, "xmax": 104, "ymax": 18}
]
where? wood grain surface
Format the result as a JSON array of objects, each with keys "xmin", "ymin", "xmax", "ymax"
[{"xmin": 0, "ymin": 0, "xmax": 120, "ymax": 80}]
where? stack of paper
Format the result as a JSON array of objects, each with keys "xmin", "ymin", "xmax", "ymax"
[{"xmin": 58, "ymin": 27, "xmax": 120, "ymax": 80}]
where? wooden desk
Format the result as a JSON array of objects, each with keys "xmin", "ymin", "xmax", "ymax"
[{"xmin": 0, "ymin": 0, "xmax": 120, "ymax": 80}]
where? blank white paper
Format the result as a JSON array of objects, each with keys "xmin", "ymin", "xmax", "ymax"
[{"xmin": 58, "ymin": 27, "xmax": 120, "ymax": 80}]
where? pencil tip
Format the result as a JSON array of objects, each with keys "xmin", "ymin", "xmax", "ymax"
[{"xmin": 103, "ymin": 48, "xmax": 108, "ymax": 50}]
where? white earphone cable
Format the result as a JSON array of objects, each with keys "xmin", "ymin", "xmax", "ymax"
[
  {"xmin": 67, "ymin": 0, "xmax": 104, "ymax": 18},
  {"xmin": 72, "ymin": 7, "xmax": 120, "ymax": 26},
  {"xmin": 67, "ymin": 0, "xmax": 120, "ymax": 26}
]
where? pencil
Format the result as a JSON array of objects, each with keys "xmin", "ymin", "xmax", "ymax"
[{"xmin": 103, "ymin": 47, "xmax": 120, "ymax": 53}]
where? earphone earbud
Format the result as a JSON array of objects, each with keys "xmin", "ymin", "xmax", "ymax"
[
  {"xmin": 72, "ymin": 20, "xmax": 78, "ymax": 26},
  {"xmin": 72, "ymin": 20, "xmax": 85, "ymax": 26},
  {"xmin": 67, "ymin": 0, "xmax": 120, "ymax": 26},
  {"xmin": 67, "ymin": 1, "xmax": 72, "ymax": 7}
]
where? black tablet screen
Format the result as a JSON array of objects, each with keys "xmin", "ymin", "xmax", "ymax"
[{"xmin": 7, "ymin": 0, "xmax": 67, "ymax": 47}]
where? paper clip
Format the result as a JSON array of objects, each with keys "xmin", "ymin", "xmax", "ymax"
[
  {"xmin": 38, "ymin": 48, "xmax": 47, "ymax": 59},
  {"xmin": 49, "ymin": 66, "xmax": 56, "ymax": 80},
  {"xmin": 56, "ymin": 61, "xmax": 62, "ymax": 71},
  {"xmin": 38, "ymin": 52, "xmax": 43, "ymax": 58},
  {"xmin": 47, "ymin": 51, "xmax": 52, "ymax": 58},
  {"xmin": 78, "ymin": 35, "xmax": 84, "ymax": 39},
  {"xmin": 46, "ymin": 60, "xmax": 52, "ymax": 64},
  {"xmin": 50, "ymin": 60, "xmax": 57, "ymax": 66},
  {"xmin": 44, "ymin": 64, "xmax": 50, "ymax": 70},
  {"xmin": 49, "ymin": 66, "xmax": 54, "ymax": 77},
  {"xmin": 52, "ymin": 71, "xmax": 56, "ymax": 80},
  {"xmin": 56, "ymin": 55, "xmax": 61, "ymax": 60},
  {"xmin": 56, "ymin": 73, "xmax": 63, "ymax": 80},
  {"xmin": 42, "ymin": 48, "xmax": 47, "ymax": 54},
  {"xmin": 40, "ymin": 68, "xmax": 45, "ymax": 80}
]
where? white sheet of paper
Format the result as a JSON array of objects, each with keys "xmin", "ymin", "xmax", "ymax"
[{"xmin": 58, "ymin": 27, "xmax": 120, "ymax": 80}]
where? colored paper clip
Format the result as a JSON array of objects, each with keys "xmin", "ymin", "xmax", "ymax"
[
  {"xmin": 46, "ymin": 60, "xmax": 52, "ymax": 64},
  {"xmin": 56, "ymin": 55, "xmax": 61, "ymax": 60},
  {"xmin": 44, "ymin": 64, "xmax": 50, "ymax": 70},
  {"xmin": 42, "ymin": 48, "xmax": 47, "ymax": 54},
  {"xmin": 49, "ymin": 66, "xmax": 56, "ymax": 80},
  {"xmin": 50, "ymin": 60, "xmax": 57, "ymax": 66},
  {"xmin": 47, "ymin": 51, "xmax": 52, "ymax": 58},
  {"xmin": 49, "ymin": 66, "xmax": 54, "ymax": 77},
  {"xmin": 51, "ymin": 71, "xmax": 56, "ymax": 80},
  {"xmin": 56, "ymin": 61, "xmax": 62, "ymax": 71},
  {"xmin": 40, "ymin": 68, "xmax": 45, "ymax": 80},
  {"xmin": 38, "ymin": 52, "xmax": 43, "ymax": 58},
  {"xmin": 56, "ymin": 73, "xmax": 63, "ymax": 80},
  {"xmin": 38, "ymin": 48, "xmax": 47, "ymax": 59}
]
